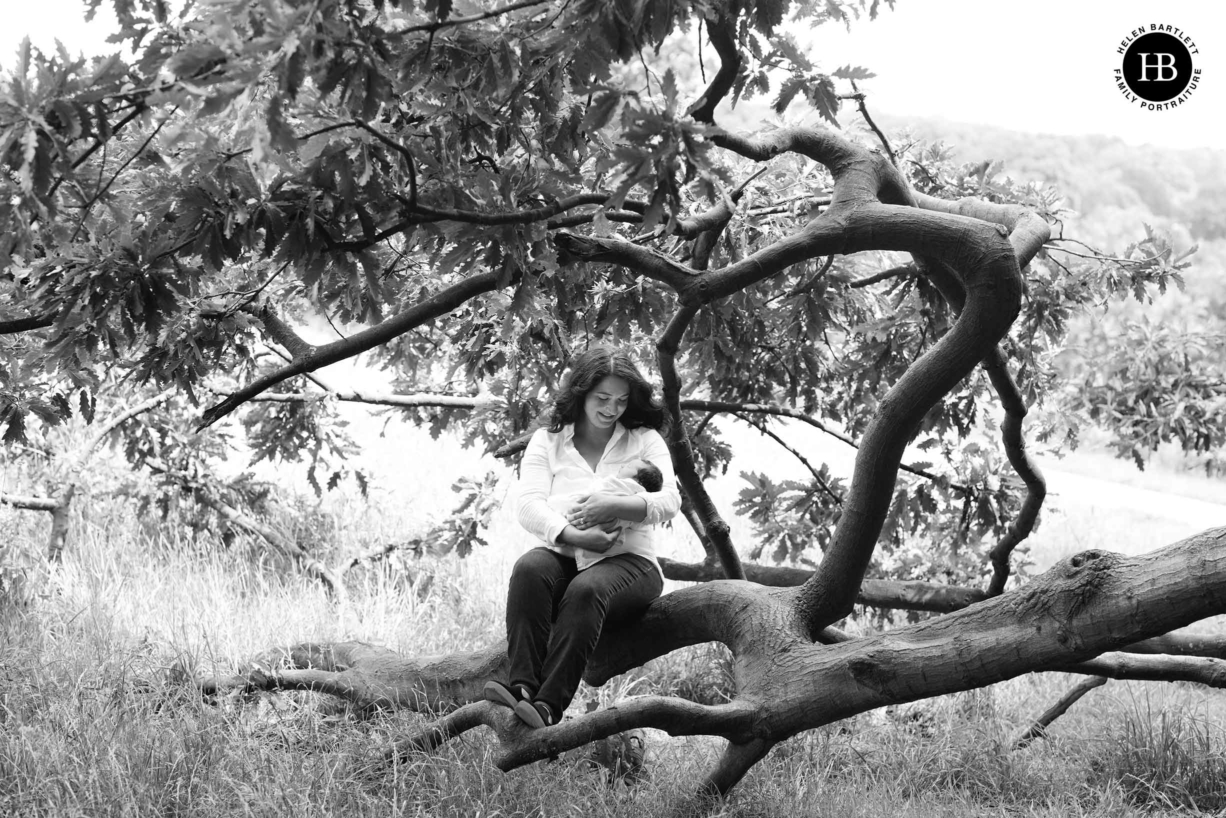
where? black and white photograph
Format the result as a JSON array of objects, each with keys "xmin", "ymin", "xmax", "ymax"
[{"xmin": 2, "ymin": 1, "xmax": 1224, "ymax": 815}]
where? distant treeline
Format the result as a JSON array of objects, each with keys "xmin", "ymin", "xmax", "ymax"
[{"xmin": 879, "ymin": 115, "xmax": 1226, "ymax": 248}]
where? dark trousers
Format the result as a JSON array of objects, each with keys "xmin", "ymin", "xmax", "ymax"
[{"xmin": 505, "ymin": 547, "xmax": 662, "ymax": 716}]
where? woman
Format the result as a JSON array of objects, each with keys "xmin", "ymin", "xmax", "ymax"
[{"xmin": 484, "ymin": 347, "xmax": 681, "ymax": 728}]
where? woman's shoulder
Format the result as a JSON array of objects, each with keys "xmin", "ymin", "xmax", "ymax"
[
  {"xmin": 623, "ymin": 425, "xmax": 666, "ymax": 445},
  {"xmin": 528, "ymin": 425, "xmax": 568, "ymax": 446}
]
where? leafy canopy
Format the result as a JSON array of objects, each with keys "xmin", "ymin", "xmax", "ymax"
[{"xmin": 0, "ymin": 0, "xmax": 1202, "ymax": 579}]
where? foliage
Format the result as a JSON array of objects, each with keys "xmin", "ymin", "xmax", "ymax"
[
  {"xmin": 241, "ymin": 382, "xmax": 368, "ymax": 496},
  {"xmin": 0, "ymin": 0, "xmax": 1215, "ymax": 588},
  {"xmin": 1065, "ymin": 316, "xmax": 1226, "ymax": 474},
  {"xmin": 420, "ymin": 470, "xmax": 503, "ymax": 558}
]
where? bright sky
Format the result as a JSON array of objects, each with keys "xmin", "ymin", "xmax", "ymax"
[
  {"xmin": 1, "ymin": 0, "xmax": 1222, "ymax": 152},
  {"xmin": 806, "ymin": 0, "xmax": 1223, "ymax": 151}
]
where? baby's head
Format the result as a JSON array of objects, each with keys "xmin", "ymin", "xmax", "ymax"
[{"xmin": 617, "ymin": 458, "xmax": 663, "ymax": 492}]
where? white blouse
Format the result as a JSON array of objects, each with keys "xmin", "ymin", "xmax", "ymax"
[{"xmin": 515, "ymin": 423, "xmax": 681, "ymax": 573}]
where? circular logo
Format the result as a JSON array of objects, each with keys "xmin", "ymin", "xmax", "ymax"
[{"xmin": 1121, "ymin": 32, "xmax": 1193, "ymax": 101}]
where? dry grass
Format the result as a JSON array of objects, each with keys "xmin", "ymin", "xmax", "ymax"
[{"xmin": 2, "ymin": 424, "xmax": 1226, "ymax": 817}]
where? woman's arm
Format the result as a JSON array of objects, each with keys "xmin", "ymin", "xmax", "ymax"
[
  {"xmin": 636, "ymin": 429, "xmax": 682, "ymax": 525},
  {"xmin": 566, "ymin": 430, "xmax": 681, "ymax": 526},
  {"xmin": 568, "ymin": 493, "xmax": 648, "ymax": 527},
  {"xmin": 558, "ymin": 524, "xmax": 619, "ymax": 552},
  {"xmin": 515, "ymin": 430, "xmax": 572, "ymax": 545}
]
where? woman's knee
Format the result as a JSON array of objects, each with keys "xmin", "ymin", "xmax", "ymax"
[
  {"xmin": 560, "ymin": 576, "xmax": 603, "ymax": 610},
  {"xmin": 512, "ymin": 547, "xmax": 563, "ymax": 576}
]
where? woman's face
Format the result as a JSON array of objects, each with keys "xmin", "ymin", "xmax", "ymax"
[{"xmin": 582, "ymin": 375, "xmax": 630, "ymax": 432}]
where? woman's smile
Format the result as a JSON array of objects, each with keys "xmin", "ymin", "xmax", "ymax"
[{"xmin": 583, "ymin": 375, "xmax": 630, "ymax": 431}]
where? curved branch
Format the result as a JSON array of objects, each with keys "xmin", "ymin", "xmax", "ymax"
[
  {"xmin": 657, "ymin": 306, "xmax": 746, "ymax": 580},
  {"xmin": 913, "ymin": 193, "xmax": 1050, "ymax": 269},
  {"xmin": 493, "ymin": 696, "xmax": 761, "ymax": 771},
  {"xmin": 686, "ymin": 12, "xmax": 739, "ymax": 125},
  {"xmin": 983, "ymin": 349, "xmax": 1047, "ymax": 596},
  {"xmin": 555, "ymin": 232, "xmax": 702, "ymax": 295},
  {"xmin": 895, "ymin": 220, "xmax": 1049, "ymax": 599},
  {"xmin": 792, "ymin": 200, "xmax": 1025, "ymax": 636},
  {"xmin": 198, "ymin": 270, "xmax": 505, "ymax": 428},
  {"xmin": 81, "ymin": 388, "xmax": 175, "ymax": 462},
  {"xmin": 584, "ymin": 581, "xmax": 798, "ymax": 686}
]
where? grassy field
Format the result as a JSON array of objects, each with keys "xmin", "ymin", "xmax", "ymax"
[{"xmin": 3, "ymin": 423, "xmax": 1226, "ymax": 817}]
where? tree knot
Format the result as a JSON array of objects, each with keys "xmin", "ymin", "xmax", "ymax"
[
  {"xmin": 847, "ymin": 653, "xmax": 894, "ymax": 697},
  {"xmin": 1015, "ymin": 549, "xmax": 1121, "ymax": 622}
]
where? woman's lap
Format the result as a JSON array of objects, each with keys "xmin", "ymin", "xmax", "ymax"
[
  {"xmin": 512, "ymin": 547, "xmax": 661, "ymax": 619},
  {"xmin": 563, "ymin": 552, "xmax": 661, "ymax": 622}
]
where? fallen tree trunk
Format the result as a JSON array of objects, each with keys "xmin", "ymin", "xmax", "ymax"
[{"xmin": 199, "ymin": 528, "xmax": 1226, "ymax": 804}]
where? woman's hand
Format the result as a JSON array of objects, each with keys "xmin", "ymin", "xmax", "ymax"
[
  {"xmin": 560, "ymin": 525, "xmax": 619, "ymax": 553},
  {"xmin": 564, "ymin": 493, "xmax": 616, "ymax": 529},
  {"xmin": 565, "ymin": 492, "xmax": 644, "ymax": 529}
]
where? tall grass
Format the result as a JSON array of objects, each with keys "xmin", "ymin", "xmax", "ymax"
[
  {"xmin": 1088, "ymin": 691, "xmax": 1226, "ymax": 813},
  {"xmin": 3, "ymin": 428, "xmax": 1226, "ymax": 816}
]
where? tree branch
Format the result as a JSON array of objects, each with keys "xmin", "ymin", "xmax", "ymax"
[
  {"xmin": 658, "ymin": 557, "xmax": 988, "ymax": 612},
  {"xmin": 983, "ymin": 348, "xmax": 1047, "ymax": 596},
  {"xmin": 1012, "ymin": 676, "xmax": 1107, "ymax": 749},
  {"xmin": 80, "ymin": 388, "xmax": 175, "ymax": 463},
  {"xmin": 391, "ymin": 0, "xmax": 553, "ymax": 36},
  {"xmin": 239, "ymin": 390, "xmax": 497, "ymax": 411},
  {"xmin": 0, "ymin": 493, "xmax": 60, "ymax": 512},
  {"xmin": 555, "ymin": 232, "xmax": 702, "ymax": 296},
  {"xmin": 1122, "ymin": 632, "xmax": 1226, "ymax": 659},
  {"xmin": 848, "ymin": 263, "xmax": 916, "ymax": 289},
  {"xmin": 701, "ymin": 738, "xmax": 776, "ymax": 801},
  {"xmin": 198, "ymin": 270, "xmax": 506, "ymax": 429},
  {"xmin": 197, "ymin": 492, "xmax": 348, "ymax": 602},
  {"xmin": 842, "ymin": 81, "xmax": 896, "ymax": 166},
  {"xmin": 732, "ymin": 411, "xmax": 841, "ymax": 505},
  {"xmin": 686, "ymin": 12, "xmax": 739, "ymax": 125},
  {"xmin": 1062, "ymin": 652, "xmax": 1226, "ymax": 687},
  {"xmin": 255, "ymin": 304, "xmax": 317, "ymax": 360},
  {"xmin": 409, "ymin": 193, "xmax": 643, "ymax": 226},
  {"xmin": 657, "ymin": 306, "xmax": 745, "ymax": 580},
  {"xmin": 0, "ymin": 314, "xmax": 55, "ymax": 334}
]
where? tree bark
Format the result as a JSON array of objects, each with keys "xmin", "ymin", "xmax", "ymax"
[{"xmin": 202, "ymin": 528, "xmax": 1226, "ymax": 802}]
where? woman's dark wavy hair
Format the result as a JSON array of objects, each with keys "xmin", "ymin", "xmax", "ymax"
[{"xmin": 547, "ymin": 347, "xmax": 667, "ymax": 433}]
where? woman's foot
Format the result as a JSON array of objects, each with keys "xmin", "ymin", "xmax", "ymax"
[
  {"xmin": 513, "ymin": 699, "xmax": 555, "ymax": 729},
  {"xmin": 483, "ymin": 681, "xmax": 532, "ymax": 709}
]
